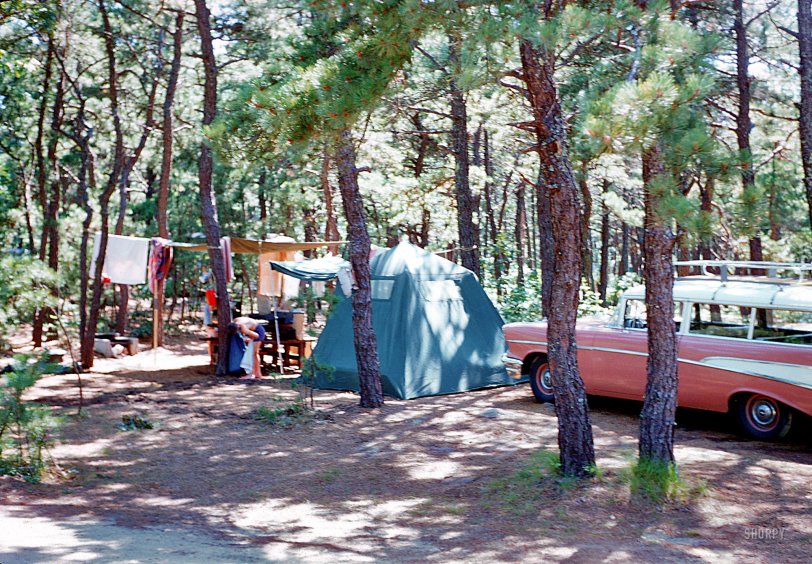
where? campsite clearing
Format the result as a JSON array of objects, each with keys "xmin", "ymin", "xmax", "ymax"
[{"xmin": 1, "ymin": 337, "xmax": 810, "ymax": 563}]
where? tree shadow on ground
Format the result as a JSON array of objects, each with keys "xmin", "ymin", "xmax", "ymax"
[{"xmin": 2, "ymin": 345, "xmax": 810, "ymax": 562}]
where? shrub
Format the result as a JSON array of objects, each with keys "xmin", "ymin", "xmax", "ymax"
[{"xmin": 0, "ymin": 353, "xmax": 61, "ymax": 482}]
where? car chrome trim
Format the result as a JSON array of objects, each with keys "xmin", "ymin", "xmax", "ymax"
[
  {"xmin": 506, "ymin": 339, "xmax": 548, "ymax": 347},
  {"xmin": 500, "ymin": 354, "xmax": 527, "ymax": 380},
  {"xmin": 578, "ymin": 345, "xmax": 647, "ymax": 358}
]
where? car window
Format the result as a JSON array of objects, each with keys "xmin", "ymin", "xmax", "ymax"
[
  {"xmin": 623, "ymin": 300, "xmax": 683, "ymax": 330},
  {"xmin": 753, "ymin": 309, "xmax": 812, "ymax": 346},
  {"xmin": 688, "ymin": 303, "xmax": 751, "ymax": 339}
]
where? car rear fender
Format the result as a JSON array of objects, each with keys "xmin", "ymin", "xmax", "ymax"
[{"xmin": 727, "ymin": 388, "xmax": 812, "ymax": 418}]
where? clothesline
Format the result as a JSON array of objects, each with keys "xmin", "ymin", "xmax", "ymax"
[{"xmin": 90, "ymin": 233, "xmax": 345, "ymax": 294}]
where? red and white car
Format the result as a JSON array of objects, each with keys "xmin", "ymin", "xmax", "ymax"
[{"xmin": 502, "ymin": 262, "xmax": 812, "ymax": 439}]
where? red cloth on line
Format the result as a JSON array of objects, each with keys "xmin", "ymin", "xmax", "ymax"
[{"xmin": 148, "ymin": 237, "xmax": 174, "ymax": 294}]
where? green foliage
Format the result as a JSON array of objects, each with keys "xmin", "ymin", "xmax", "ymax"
[
  {"xmin": 485, "ymin": 449, "xmax": 596, "ymax": 515},
  {"xmin": 0, "ymin": 352, "xmax": 61, "ymax": 483},
  {"xmin": 623, "ymin": 456, "xmax": 706, "ymax": 503},
  {"xmin": 607, "ymin": 272, "xmax": 642, "ymax": 306},
  {"xmin": 128, "ymin": 316, "xmax": 153, "ymax": 339},
  {"xmin": 499, "ymin": 269, "xmax": 543, "ymax": 323},
  {"xmin": 255, "ymin": 397, "xmax": 309, "ymax": 427},
  {"xmin": 0, "ymin": 256, "xmax": 57, "ymax": 349},
  {"xmin": 578, "ymin": 284, "xmax": 610, "ymax": 317},
  {"xmin": 118, "ymin": 414, "xmax": 154, "ymax": 431}
]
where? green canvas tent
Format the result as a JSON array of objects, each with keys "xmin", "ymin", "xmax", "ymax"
[{"xmin": 311, "ymin": 242, "xmax": 523, "ymax": 399}]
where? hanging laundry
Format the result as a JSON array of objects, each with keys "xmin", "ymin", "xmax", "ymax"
[
  {"xmin": 258, "ymin": 250, "xmax": 300, "ymax": 300},
  {"xmin": 148, "ymin": 238, "xmax": 174, "ymax": 294},
  {"xmin": 90, "ymin": 233, "xmax": 149, "ymax": 285},
  {"xmin": 221, "ymin": 236, "xmax": 234, "ymax": 283}
]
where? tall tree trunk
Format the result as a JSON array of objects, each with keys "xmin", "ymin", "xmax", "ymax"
[
  {"xmin": 448, "ymin": 34, "xmax": 480, "ymax": 277},
  {"xmin": 153, "ymin": 11, "xmax": 184, "ymax": 347},
  {"xmin": 483, "ymin": 130, "xmax": 503, "ymax": 291},
  {"xmin": 158, "ymin": 11, "xmax": 184, "ymax": 240},
  {"xmin": 734, "ymin": 0, "xmax": 764, "ymax": 264},
  {"xmin": 520, "ymin": 40, "xmax": 595, "ymax": 477},
  {"xmin": 515, "ymin": 181, "xmax": 527, "ymax": 286},
  {"xmin": 33, "ymin": 35, "xmax": 64, "ymax": 347},
  {"xmin": 34, "ymin": 33, "xmax": 54, "ymax": 233},
  {"xmin": 335, "ymin": 128, "xmax": 384, "ymax": 408},
  {"xmin": 639, "ymin": 143, "xmax": 678, "ymax": 463},
  {"xmin": 76, "ymin": 110, "xmax": 95, "ymax": 364},
  {"xmin": 799, "ymin": 0, "xmax": 812, "ymax": 231},
  {"xmin": 258, "ymin": 169, "xmax": 268, "ymax": 231},
  {"xmin": 322, "ymin": 148, "xmax": 341, "ymax": 254},
  {"xmin": 598, "ymin": 180, "xmax": 610, "ymax": 305},
  {"xmin": 698, "ymin": 176, "xmax": 715, "ymax": 260},
  {"xmin": 82, "ymin": 0, "xmax": 126, "ymax": 369},
  {"xmin": 619, "ymin": 221, "xmax": 630, "ymax": 276},
  {"xmin": 578, "ymin": 166, "xmax": 595, "ymax": 291},
  {"xmin": 194, "ymin": 0, "xmax": 231, "ymax": 375},
  {"xmin": 535, "ymin": 169, "xmax": 555, "ymax": 318}
]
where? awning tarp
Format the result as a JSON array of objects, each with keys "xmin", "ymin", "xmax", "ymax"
[
  {"xmin": 270, "ymin": 255, "xmax": 349, "ymax": 282},
  {"xmin": 173, "ymin": 237, "xmax": 345, "ymax": 254}
]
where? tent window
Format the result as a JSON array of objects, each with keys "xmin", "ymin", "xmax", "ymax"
[
  {"xmin": 419, "ymin": 280, "xmax": 462, "ymax": 302},
  {"xmin": 372, "ymin": 279, "xmax": 394, "ymax": 300}
]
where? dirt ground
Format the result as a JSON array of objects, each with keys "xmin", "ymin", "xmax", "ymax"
[{"xmin": 1, "ymin": 336, "xmax": 811, "ymax": 563}]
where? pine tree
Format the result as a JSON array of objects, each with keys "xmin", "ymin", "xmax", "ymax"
[{"xmin": 585, "ymin": 4, "xmax": 721, "ymax": 463}]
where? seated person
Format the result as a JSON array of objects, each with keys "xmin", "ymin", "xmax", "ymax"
[{"xmin": 233, "ymin": 316, "xmax": 266, "ymax": 379}]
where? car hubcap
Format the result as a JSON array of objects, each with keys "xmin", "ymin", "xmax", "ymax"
[
  {"xmin": 749, "ymin": 397, "xmax": 778, "ymax": 429},
  {"xmin": 541, "ymin": 369, "xmax": 553, "ymax": 393}
]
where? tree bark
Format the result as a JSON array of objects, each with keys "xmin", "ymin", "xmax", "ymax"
[
  {"xmin": 158, "ymin": 12, "xmax": 184, "ymax": 241},
  {"xmin": 34, "ymin": 33, "xmax": 54, "ymax": 228},
  {"xmin": 598, "ymin": 180, "xmax": 610, "ymax": 306},
  {"xmin": 520, "ymin": 40, "xmax": 595, "ymax": 476},
  {"xmin": 448, "ymin": 34, "xmax": 480, "ymax": 277},
  {"xmin": 698, "ymin": 177, "xmax": 715, "ymax": 260},
  {"xmin": 335, "ymin": 128, "xmax": 384, "ymax": 408},
  {"xmin": 639, "ymin": 143, "xmax": 678, "ymax": 464},
  {"xmin": 152, "ymin": 12, "xmax": 184, "ymax": 348},
  {"xmin": 322, "ymin": 148, "xmax": 341, "ymax": 254},
  {"xmin": 733, "ymin": 0, "xmax": 764, "ymax": 264},
  {"xmin": 619, "ymin": 221, "xmax": 630, "ymax": 276},
  {"xmin": 515, "ymin": 181, "xmax": 527, "ymax": 286},
  {"xmin": 535, "ymin": 169, "xmax": 555, "ymax": 317},
  {"xmin": 82, "ymin": 0, "xmax": 126, "ymax": 369},
  {"xmin": 578, "ymin": 165, "xmax": 595, "ymax": 291},
  {"xmin": 194, "ymin": 0, "xmax": 232, "ymax": 375},
  {"xmin": 33, "ymin": 35, "xmax": 64, "ymax": 347},
  {"xmin": 483, "ymin": 129, "xmax": 504, "ymax": 291},
  {"xmin": 799, "ymin": 0, "xmax": 812, "ymax": 231}
]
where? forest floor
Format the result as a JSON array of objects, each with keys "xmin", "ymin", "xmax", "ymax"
[{"xmin": 1, "ymin": 336, "xmax": 811, "ymax": 563}]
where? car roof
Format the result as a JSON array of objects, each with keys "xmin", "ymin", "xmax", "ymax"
[{"xmin": 622, "ymin": 277, "xmax": 812, "ymax": 311}]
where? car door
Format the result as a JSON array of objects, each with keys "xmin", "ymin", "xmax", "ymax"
[{"xmin": 580, "ymin": 298, "xmax": 651, "ymax": 399}]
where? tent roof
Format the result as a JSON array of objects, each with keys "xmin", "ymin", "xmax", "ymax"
[
  {"xmin": 270, "ymin": 255, "xmax": 349, "ymax": 282},
  {"xmin": 173, "ymin": 236, "xmax": 345, "ymax": 254},
  {"xmin": 372, "ymin": 242, "xmax": 470, "ymax": 278}
]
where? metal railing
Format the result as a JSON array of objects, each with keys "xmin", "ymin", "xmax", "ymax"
[{"xmin": 673, "ymin": 260, "xmax": 812, "ymax": 283}]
